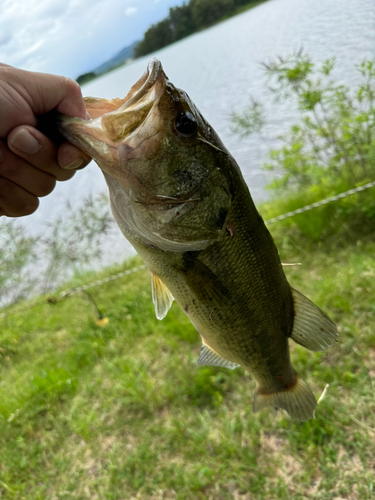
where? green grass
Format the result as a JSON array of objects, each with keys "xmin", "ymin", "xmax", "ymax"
[{"xmin": 0, "ymin": 233, "xmax": 374, "ymax": 499}]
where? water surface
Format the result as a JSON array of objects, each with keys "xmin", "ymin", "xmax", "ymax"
[{"xmin": 18, "ymin": 0, "xmax": 375, "ymax": 263}]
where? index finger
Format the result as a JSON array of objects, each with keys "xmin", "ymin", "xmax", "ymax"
[{"xmin": 5, "ymin": 66, "xmax": 89, "ymax": 120}]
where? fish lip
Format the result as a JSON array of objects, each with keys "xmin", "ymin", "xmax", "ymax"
[
  {"xmin": 58, "ymin": 58, "xmax": 165, "ymax": 126},
  {"xmin": 57, "ymin": 58, "xmax": 167, "ymax": 161},
  {"xmin": 147, "ymin": 58, "xmax": 163, "ymax": 83},
  {"xmin": 120, "ymin": 58, "xmax": 164, "ymax": 111},
  {"xmin": 134, "ymin": 59, "xmax": 162, "ymax": 98}
]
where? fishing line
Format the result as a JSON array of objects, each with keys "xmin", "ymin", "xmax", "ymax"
[
  {"xmin": 1, "ymin": 180, "xmax": 374, "ymax": 321},
  {"xmin": 265, "ymin": 181, "xmax": 375, "ymax": 224}
]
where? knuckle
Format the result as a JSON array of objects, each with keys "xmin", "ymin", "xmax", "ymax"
[
  {"xmin": 0, "ymin": 176, "xmax": 10, "ymax": 197},
  {"xmin": 58, "ymin": 170, "xmax": 76, "ymax": 181},
  {"xmin": 20, "ymin": 197, "xmax": 39, "ymax": 216},
  {"xmin": 35, "ymin": 174, "xmax": 56, "ymax": 197},
  {"xmin": 0, "ymin": 149, "xmax": 23, "ymax": 179},
  {"xmin": 65, "ymin": 77, "xmax": 83, "ymax": 97},
  {"xmin": 0, "ymin": 176, "xmax": 39, "ymax": 216}
]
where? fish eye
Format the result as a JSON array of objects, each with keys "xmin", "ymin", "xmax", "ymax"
[{"xmin": 174, "ymin": 111, "xmax": 197, "ymax": 137}]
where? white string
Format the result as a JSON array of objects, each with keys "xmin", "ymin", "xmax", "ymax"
[
  {"xmin": 265, "ymin": 181, "xmax": 375, "ymax": 224},
  {"xmin": 1, "ymin": 180, "xmax": 374, "ymax": 320}
]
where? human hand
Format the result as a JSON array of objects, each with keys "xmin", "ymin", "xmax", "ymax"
[{"xmin": 0, "ymin": 63, "xmax": 92, "ymax": 217}]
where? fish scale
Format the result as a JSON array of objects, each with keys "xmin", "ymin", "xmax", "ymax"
[{"xmin": 58, "ymin": 58, "xmax": 338, "ymax": 421}]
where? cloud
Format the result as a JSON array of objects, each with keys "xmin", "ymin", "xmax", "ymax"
[
  {"xmin": 125, "ymin": 7, "xmax": 138, "ymax": 17},
  {"xmin": 0, "ymin": 0, "xmax": 186, "ymax": 78}
]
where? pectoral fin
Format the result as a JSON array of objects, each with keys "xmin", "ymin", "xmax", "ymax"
[
  {"xmin": 197, "ymin": 343, "xmax": 240, "ymax": 369},
  {"xmin": 180, "ymin": 253, "xmax": 231, "ymax": 305},
  {"xmin": 290, "ymin": 288, "xmax": 338, "ymax": 351},
  {"xmin": 151, "ymin": 273, "xmax": 174, "ymax": 320}
]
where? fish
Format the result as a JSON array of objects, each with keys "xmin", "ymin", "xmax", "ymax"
[{"xmin": 58, "ymin": 59, "xmax": 338, "ymax": 421}]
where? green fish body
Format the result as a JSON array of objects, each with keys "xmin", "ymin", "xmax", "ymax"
[{"xmin": 59, "ymin": 59, "xmax": 337, "ymax": 421}]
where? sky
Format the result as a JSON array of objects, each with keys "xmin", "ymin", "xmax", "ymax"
[{"xmin": 0, "ymin": 0, "xmax": 185, "ymax": 79}]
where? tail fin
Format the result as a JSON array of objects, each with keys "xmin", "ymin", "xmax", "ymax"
[{"xmin": 253, "ymin": 375, "xmax": 316, "ymax": 421}]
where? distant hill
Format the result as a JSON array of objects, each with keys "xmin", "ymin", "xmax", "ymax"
[
  {"xmin": 93, "ymin": 41, "xmax": 139, "ymax": 74},
  {"xmin": 76, "ymin": 40, "xmax": 139, "ymax": 85}
]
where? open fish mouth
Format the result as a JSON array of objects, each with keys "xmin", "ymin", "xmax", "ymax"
[
  {"xmin": 58, "ymin": 58, "xmax": 232, "ymax": 252},
  {"xmin": 58, "ymin": 58, "xmax": 167, "ymax": 171}
]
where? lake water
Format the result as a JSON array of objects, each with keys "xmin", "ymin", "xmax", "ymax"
[{"xmin": 17, "ymin": 0, "xmax": 375, "ymax": 264}]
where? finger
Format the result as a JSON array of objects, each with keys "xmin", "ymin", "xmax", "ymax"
[
  {"xmin": 7, "ymin": 126, "xmax": 90, "ymax": 180},
  {"xmin": 0, "ymin": 176, "xmax": 39, "ymax": 217},
  {"xmin": 57, "ymin": 141, "xmax": 92, "ymax": 170},
  {"xmin": 12, "ymin": 68, "xmax": 88, "ymax": 119},
  {"xmin": 0, "ymin": 140, "xmax": 57, "ymax": 197}
]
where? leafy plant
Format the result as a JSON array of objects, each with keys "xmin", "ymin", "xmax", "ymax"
[
  {"xmin": 40, "ymin": 193, "xmax": 114, "ymax": 292},
  {"xmin": 231, "ymin": 53, "xmax": 375, "ymax": 240},
  {"xmin": 0, "ymin": 220, "xmax": 37, "ymax": 305},
  {"xmin": 0, "ymin": 193, "xmax": 114, "ymax": 305}
]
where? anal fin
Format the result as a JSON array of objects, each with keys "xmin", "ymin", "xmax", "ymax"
[
  {"xmin": 290, "ymin": 288, "xmax": 338, "ymax": 351},
  {"xmin": 197, "ymin": 343, "xmax": 240, "ymax": 370},
  {"xmin": 151, "ymin": 273, "xmax": 174, "ymax": 320}
]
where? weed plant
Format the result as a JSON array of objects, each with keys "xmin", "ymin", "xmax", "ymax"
[
  {"xmin": 0, "ymin": 194, "xmax": 114, "ymax": 305},
  {"xmin": 0, "ymin": 52, "xmax": 374, "ymax": 499},
  {"xmin": 0, "ymin": 235, "xmax": 374, "ymax": 498},
  {"xmin": 232, "ymin": 53, "xmax": 375, "ymax": 241}
]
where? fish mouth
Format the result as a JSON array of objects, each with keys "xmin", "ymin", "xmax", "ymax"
[
  {"xmin": 117, "ymin": 58, "xmax": 163, "ymax": 115},
  {"xmin": 58, "ymin": 58, "xmax": 167, "ymax": 171},
  {"xmin": 59, "ymin": 59, "xmax": 231, "ymax": 252}
]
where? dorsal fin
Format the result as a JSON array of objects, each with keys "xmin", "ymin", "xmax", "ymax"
[
  {"xmin": 197, "ymin": 343, "xmax": 240, "ymax": 370},
  {"xmin": 290, "ymin": 288, "xmax": 338, "ymax": 351},
  {"xmin": 151, "ymin": 273, "xmax": 174, "ymax": 320}
]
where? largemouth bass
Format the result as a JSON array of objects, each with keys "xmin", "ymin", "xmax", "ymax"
[{"xmin": 59, "ymin": 59, "xmax": 337, "ymax": 421}]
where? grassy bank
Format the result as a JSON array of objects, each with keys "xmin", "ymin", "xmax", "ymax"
[{"xmin": 0, "ymin": 227, "xmax": 374, "ymax": 499}]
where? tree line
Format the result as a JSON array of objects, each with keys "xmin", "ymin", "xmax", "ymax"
[{"xmin": 134, "ymin": 0, "xmax": 261, "ymax": 58}]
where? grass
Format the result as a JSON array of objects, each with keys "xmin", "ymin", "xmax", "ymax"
[{"xmin": 0, "ymin": 228, "xmax": 374, "ymax": 499}]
